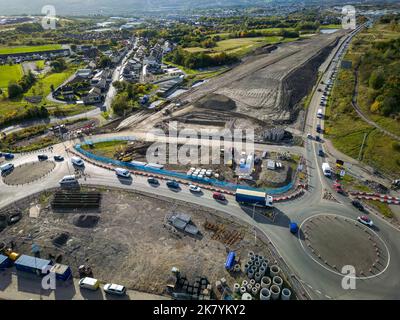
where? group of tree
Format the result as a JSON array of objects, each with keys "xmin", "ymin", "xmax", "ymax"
[
  {"xmin": 50, "ymin": 58, "xmax": 67, "ymax": 72},
  {"xmin": 8, "ymin": 70, "xmax": 36, "ymax": 99},
  {"xmin": 166, "ymin": 48, "xmax": 238, "ymax": 69}
]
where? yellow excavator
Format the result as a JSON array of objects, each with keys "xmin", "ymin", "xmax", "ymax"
[{"xmin": 0, "ymin": 242, "xmax": 20, "ymax": 261}]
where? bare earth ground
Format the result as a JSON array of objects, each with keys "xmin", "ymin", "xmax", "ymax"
[
  {"xmin": 3, "ymin": 161, "xmax": 55, "ymax": 185},
  {"xmin": 0, "ymin": 188, "xmax": 291, "ymax": 295}
]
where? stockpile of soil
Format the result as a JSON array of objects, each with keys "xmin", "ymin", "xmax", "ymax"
[
  {"xmin": 72, "ymin": 214, "xmax": 99, "ymax": 228},
  {"xmin": 194, "ymin": 93, "xmax": 236, "ymax": 111}
]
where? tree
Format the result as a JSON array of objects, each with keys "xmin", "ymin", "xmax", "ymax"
[
  {"xmin": 98, "ymin": 55, "xmax": 112, "ymax": 68},
  {"xmin": 369, "ymin": 70, "xmax": 385, "ymax": 90},
  {"xmin": 111, "ymin": 94, "xmax": 131, "ymax": 116},
  {"xmin": 50, "ymin": 58, "xmax": 67, "ymax": 72},
  {"xmin": 8, "ymin": 82, "xmax": 23, "ymax": 98}
]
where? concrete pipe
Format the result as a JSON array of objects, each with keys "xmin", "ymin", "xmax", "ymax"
[
  {"xmin": 261, "ymin": 276, "xmax": 272, "ymax": 289},
  {"xmin": 234, "ymin": 264, "xmax": 241, "ymax": 272},
  {"xmin": 240, "ymin": 286, "xmax": 247, "ymax": 295},
  {"xmin": 254, "ymin": 261, "xmax": 261, "ymax": 268},
  {"xmin": 250, "ymin": 255, "xmax": 256, "ymax": 262},
  {"xmin": 251, "ymin": 265, "xmax": 257, "ymax": 273},
  {"xmin": 247, "ymin": 260, "xmax": 253, "ymax": 267},
  {"xmin": 262, "ymin": 260, "xmax": 268, "ymax": 270},
  {"xmin": 249, "ymin": 279, "xmax": 256, "ymax": 286},
  {"xmin": 259, "ymin": 266, "xmax": 266, "ymax": 277},
  {"xmin": 270, "ymin": 285, "xmax": 281, "ymax": 300},
  {"xmin": 254, "ymin": 254, "xmax": 259, "ymax": 260},
  {"xmin": 258, "ymin": 255, "xmax": 264, "ymax": 263},
  {"xmin": 246, "ymin": 284, "xmax": 253, "ymax": 293},
  {"xmin": 248, "ymin": 269, "xmax": 255, "ymax": 279},
  {"xmin": 248, "ymin": 251, "xmax": 255, "ymax": 258},
  {"xmin": 244, "ymin": 264, "xmax": 250, "ymax": 273},
  {"xmin": 273, "ymin": 276, "xmax": 283, "ymax": 288},
  {"xmin": 281, "ymin": 288, "xmax": 291, "ymax": 300},
  {"xmin": 259, "ymin": 288, "xmax": 271, "ymax": 301},
  {"xmin": 252, "ymin": 286, "xmax": 259, "ymax": 296},
  {"xmin": 233, "ymin": 283, "xmax": 241, "ymax": 293},
  {"xmin": 242, "ymin": 280, "xmax": 248, "ymax": 287},
  {"xmin": 270, "ymin": 265, "xmax": 281, "ymax": 277},
  {"xmin": 254, "ymin": 272, "xmax": 262, "ymax": 282},
  {"xmin": 242, "ymin": 293, "xmax": 252, "ymax": 300},
  {"xmin": 255, "ymin": 283, "xmax": 261, "ymax": 290}
]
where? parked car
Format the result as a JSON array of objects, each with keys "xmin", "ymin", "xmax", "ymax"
[
  {"xmin": 213, "ymin": 192, "xmax": 226, "ymax": 201},
  {"xmin": 316, "ymin": 124, "xmax": 322, "ymax": 133},
  {"xmin": 0, "ymin": 163, "xmax": 14, "ymax": 175},
  {"xmin": 189, "ymin": 184, "xmax": 201, "ymax": 193},
  {"xmin": 333, "ymin": 181, "xmax": 344, "ymax": 194},
  {"xmin": 79, "ymin": 277, "xmax": 99, "ymax": 291},
  {"xmin": 3, "ymin": 153, "xmax": 14, "ymax": 160},
  {"xmin": 357, "ymin": 215, "xmax": 373, "ymax": 227},
  {"xmin": 115, "ymin": 168, "xmax": 131, "ymax": 178},
  {"xmin": 318, "ymin": 148, "xmax": 324, "ymax": 157},
  {"xmin": 38, "ymin": 154, "xmax": 48, "ymax": 161},
  {"xmin": 59, "ymin": 175, "xmax": 78, "ymax": 186},
  {"xmin": 315, "ymin": 135, "xmax": 321, "ymax": 142},
  {"xmin": 166, "ymin": 180, "xmax": 180, "ymax": 189},
  {"xmin": 307, "ymin": 133, "xmax": 313, "ymax": 139},
  {"xmin": 352, "ymin": 200, "xmax": 364, "ymax": 211},
  {"xmin": 147, "ymin": 177, "xmax": 159, "ymax": 185},
  {"xmin": 103, "ymin": 283, "xmax": 126, "ymax": 296},
  {"xmin": 54, "ymin": 155, "xmax": 64, "ymax": 161},
  {"xmin": 71, "ymin": 156, "xmax": 84, "ymax": 166}
]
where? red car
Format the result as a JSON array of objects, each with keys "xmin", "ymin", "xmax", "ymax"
[
  {"xmin": 333, "ymin": 181, "xmax": 344, "ymax": 194},
  {"xmin": 213, "ymin": 192, "xmax": 226, "ymax": 201}
]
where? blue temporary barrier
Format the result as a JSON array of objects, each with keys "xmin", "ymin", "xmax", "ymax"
[{"xmin": 225, "ymin": 251, "xmax": 236, "ymax": 270}]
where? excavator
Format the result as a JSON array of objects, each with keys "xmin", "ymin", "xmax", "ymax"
[{"xmin": 0, "ymin": 242, "xmax": 20, "ymax": 261}]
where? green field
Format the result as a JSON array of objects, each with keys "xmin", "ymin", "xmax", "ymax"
[
  {"xmin": 0, "ymin": 44, "xmax": 62, "ymax": 55},
  {"xmin": 184, "ymin": 36, "xmax": 286, "ymax": 58},
  {"xmin": 0, "ymin": 64, "xmax": 24, "ymax": 89},
  {"xmin": 81, "ymin": 140, "xmax": 128, "ymax": 158}
]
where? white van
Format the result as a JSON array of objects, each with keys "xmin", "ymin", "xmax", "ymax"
[
  {"xmin": 79, "ymin": 277, "xmax": 100, "ymax": 291},
  {"xmin": 71, "ymin": 156, "xmax": 84, "ymax": 166},
  {"xmin": 115, "ymin": 168, "xmax": 131, "ymax": 178},
  {"xmin": 0, "ymin": 163, "xmax": 14, "ymax": 174},
  {"xmin": 59, "ymin": 175, "xmax": 78, "ymax": 186}
]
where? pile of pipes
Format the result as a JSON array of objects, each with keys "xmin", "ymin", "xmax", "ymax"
[{"xmin": 233, "ymin": 251, "xmax": 292, "ymax": 301}]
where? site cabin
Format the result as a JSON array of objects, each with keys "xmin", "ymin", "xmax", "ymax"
[{"xmin": 235, "ymin": 188, "xmax": 274, "ymax": 207}]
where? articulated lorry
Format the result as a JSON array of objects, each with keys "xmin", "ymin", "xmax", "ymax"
[{"xmin": 235, "ymin": 188, "xmax": 273, "ymax": 207}]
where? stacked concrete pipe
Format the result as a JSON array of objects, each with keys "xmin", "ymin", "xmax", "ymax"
[
  {"xmin": 272, "ymin": 276, "xmax": 283, "ymax": 288},
  {"xmin": 261, "ymin": 276, "xmax": 272, "ymax": 289},
  {"xmin": 259, "ymin": 288, "xmax": 271, "ymax": 300},
  {"xmin": 270, "ymin": 265, "xmax": 281, "ymax": 277},
  {"xmin": 281, "ymin": 288, "xmax": 291, "ymax": 300},
  {"xmin": 233, "ymin": 283, "xmax": 240, "ymax": 293},
  {"xmin": 270, "ymin": 284, "xmax": 281, "ymax": 300}
]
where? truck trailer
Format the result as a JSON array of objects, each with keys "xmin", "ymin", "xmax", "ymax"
[{"xmin": 235, "ymin": 188, "xmax": 273, "ymax": 207}]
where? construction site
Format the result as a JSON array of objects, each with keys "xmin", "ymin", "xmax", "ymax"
[
  {"xmin": 83, "ymin": 139, "xmax": 301, "ymax": 189},
  {"xmin": 116, "ymin": 31, "xmax": 344, "ymax": 138},
  {"xmin": 0, "ymin": 187, "xmax": 298, "ymax": 299}
]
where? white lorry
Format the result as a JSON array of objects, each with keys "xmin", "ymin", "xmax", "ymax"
[{"xmin": 322, "ymin": 162, "xmax": 332, "ymax": 177}]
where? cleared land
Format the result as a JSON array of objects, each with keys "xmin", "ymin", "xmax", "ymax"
[
  {"xmin": 0, "ymin": 44, "xmax": 62, "ymax": 55},
  {"xmin": 137, "ymin": 31, "xmax": 344, "ymax": 135},
  {"xmin": 0, "ymin": 188, "xmax": 294, "ymax": 296}
]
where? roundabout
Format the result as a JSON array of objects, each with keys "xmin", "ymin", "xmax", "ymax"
[{"xmin": 299, "ymin": 214, "xmax": 390, "ymax": 279}]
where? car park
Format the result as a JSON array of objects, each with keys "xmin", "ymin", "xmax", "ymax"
[
  {"xmin": 37, "ymin": 154, "xmax": 48, "ymax": 161},
  {"xmin": 357, "ymin": 215, "xmax": 373, "ymax": 227},
  {"xmin": 103, "ymin": 283, "xmax": 127, "ymax": 296}
]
